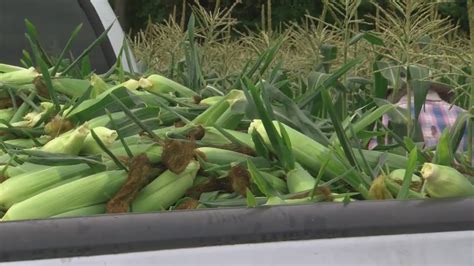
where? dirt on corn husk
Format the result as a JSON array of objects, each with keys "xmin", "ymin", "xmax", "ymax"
[
  {"xmin": 228, "ymin": 165, "xmax": 251, "ymax": 196},
  {"xmin": 219, "ymin": 144, "xmax": 256, "ymax": 156},
  {"xmin": 106, "ymin": 154, "xmax": 161, "ymax": 213},
  {"xmin": 368, "ymin": 176, "xmax": 394, "ymax": 200},
  {"xmin": 175, "ymin": 198, "xmax": 200, "ymax": 210},
  {"xmin": 174, "ymin": 121, "xmax": 186, "ymax": 128},
  {"xmin": 186, "ymin": 125, "xmax": 205, "ymax": 141},
  {"xmin": 185, "ymin": 177, "xmax": 230, "ymax": 199},
  {"xmin": 0, "ymin": 97, "xmax": 22, "ymax": 109},
  {"xmin": 315, "ymin": 186, "xmax": 334, "ymax": 202},
  {"xmin": 33, "ymin": 76, "xmax": 50, "ymax": 99},
  {"xmin": 161, "ymin": 139, "xmax": 196, "ymax": 174},
  {"xmin": 44, "ymin": 116, "xmax": 75, "ymax": 137},
  {"xmin": 287, "ymin": 186, "xmax": 333, "ymax": 201}
]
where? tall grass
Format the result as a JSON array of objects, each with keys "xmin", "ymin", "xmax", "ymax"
[
  {"xmin": 132, "ymin": 0, "xmax": 471, "ymax": 107},
  {"xmin": 131, "ymin": 0, "xmax": 473, "ymax": 168}
]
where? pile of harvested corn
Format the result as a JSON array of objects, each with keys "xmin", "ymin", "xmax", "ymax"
[{"xmin": 1, "ymin": 62, "xmax": 473, "ymax": 222}]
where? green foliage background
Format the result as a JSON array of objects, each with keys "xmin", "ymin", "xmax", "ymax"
[{"xmin": 116, "ymin": 0, "xmax": 469, "ymax": 34}]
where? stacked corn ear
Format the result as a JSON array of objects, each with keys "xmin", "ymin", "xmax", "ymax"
[{"xmin": 420, "ymin": 163, "xmax": 474, "ymax": 198}]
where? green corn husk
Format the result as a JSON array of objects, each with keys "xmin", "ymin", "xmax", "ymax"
[
  {"xmin": 0, "ymin": 164, "xmax": 96, "ymax": 210},
  {"xmin": 9, "ymin": 102, "xmax": 55, "ymax": 128},
  {"xmin": 249, "ymin": 119, "xmax": 340, "ymax": 174},
  {"xmin": 368, "ymin": 175, "xmax": 394, "ymax": 200},
  {"xmin": 2, "ymin": 170, "xmax": 127, "ymax": 221},
  {"xmin": 51, "ymin": 204, "xmax": 106, "ymax": 218},
  {"xmin": 132, "ymin": 160, "xmax": 200, "ymax": 212},
  {"xmin": 90, "ymin": 78, "xmax": 140, "ymax": 96},
  {"xmin": 0, "ymin": 67, "xmax": 39, "ymax": 86},
  {"xmin": 51, "ymin": 78, "xmax": 91, "ymax": 98},
  {"xmin": 249, "ymin": 119, "xmax": 369, "ymax": 196},
  {"xmin": 286, "ymin": 163, "xmax": 316, "ymax": 194},
  {"xmin": 90, "ymin": 74, "xmax": 110, "ymax": 98},
  {"xmin": 0, "ymin": 163, "xmax": 52, "ymax": 179},
  {"xmin": 260, "ymin": 171, "xmax": 288, "ymax": 194},
  {"xmin": 357, "ymin": 149, "xmax": 408, "ymax": 170},
  {"xmin": 81, "ymin": 127, "xmax": 118, "ymax": 155},
  {"xmin": 40, "ymin": 123, "xmax": 90, "ymax": 155},
  {"xmin": 420, "ymin": 163, "xmax": 474, "ymax": 198},
  {"xmin": 200, "ymin": 96, "xmax": 224, "ymax": 106},
  {"xmin": 213, "ymin": 92, "xmax": 247, "ymax": 129},
  {"xmin": 388, "ymin": 169, "xmax": 423, "ymax": 191},
  {"xmin": 63, "ymin": 84, "xmax": 136, "ymax": 122},
  {"xmin": 4, "ymin": 136, "xmax": 48, "ymax": 148},
  {"xmin": 385, "ymin": 178, "xmax": 424, "ymax": 199},
  {"xmin": 196, "ymin": 147, "xmax": 251, "ymax": 165},
  {"xmin": 265, "ymin": 196, "xmax": 313, "ymax": 206},
  {"xmin": 107, "ymin": 144, "xmax": 163, "ymax": 164},
  {"xmin": 201, "ymin": 127, "xmax": 254, "ymax": 148},
  {"xmin": 0, "ymin": 63, "xmax": 26, "ymax": 73},
  {"xmin": 0, "ymin": 108, "xmax": 14, "ymax": 122},
  {"xmin": 193, "ymin": 90, "xmax": 245, "ymax": 127},
  {"xmin": 121, "ymin": 79, "xmax": 140, "ymax": 90},
  {"xmin": 139, "ymin": 74, "xmax": 198, "ymax": 97}
]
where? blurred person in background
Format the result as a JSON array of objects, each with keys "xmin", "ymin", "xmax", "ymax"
[{"xmin": 368, "ymin": 82, "xmax": 473, "ymax": 164}]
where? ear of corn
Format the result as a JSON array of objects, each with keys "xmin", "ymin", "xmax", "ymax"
[
  {"xmin": 249, "ymin": 119, "xmax": 369, "ymax": 197},
  {"xmin": 201, "ymin": 127, "xmax": 254, "ymax": 148},
  {"xmin": 132, "ymin": 160, "xmax": 200, "ymax": 212},
  {"xmin": 0, "ymin": 67, "xmax": 39, "ymax": 85},
  {"xmin": 368, "ymin": 176, "xmax": 394, "ymax": 200},
  {"xmin": 249, "ymin": 119, "xmax": 339, "ymax": 174},
  {"xmin": 260, "ymin": 171, "xmax": 288, "ymax": 194},
  {"xmin": 0, "ymin": 164, "xmax": 95, "ymax": 210},
  {"xmin": 0, "ymin": 63, "xmax": 26, "ymax": 73},
  {"xmin": 107, "ymin": 144, "xmax": 163, "ymax": 163},
  {"xmin": 357, "ymin": 149, "xmax": 408, "ymax": 170},
  {"xmin": 1, "ymin": 170, "xmax": 127, "ymax": 221},
  {"xmin": 4, "ymin": 137, "xmax": 48, "ymax": 148},
  {"xmin": 193, "ymin": 90, "xmax": 245, "ymax": 127},
  {"xmin": 139, "ymin": 74, "xmax": 198, "ymax": 97},
  {"xmin": 199, "ymin": 96, "xmax": 224, "ymax": 106},
  {"xmin": 384, "ymin": 178, "xmax": 424, "ymax": 199},
  {"xmin": 196, "ymin": 147, "xmax": 251, "ymax": 165},
  {"xmin": 0, "ymin": 108, "xmax": 14, "ymax": 122},
  {"xmin": 388, "ymin": 169, "xmax": 422, "ymax": 191},
  {"xmin": 420, "ymin": 163, "xmax": 474, "ymax": 198},
  {"xmin": 40, "ymin": 123, "xmax": 90, "ymax": 155},
  {"xmin": 90, "ymin": 74, "xmax": 111, "ymax": 98},
  {"xmin": 0, "ymin": 163, "xmax": 52, "ymax": 178},
  {"xmin": 51, "ymin": 204, "xmax": 106, "ymax": 218},
  {"xmin": 81, "ymin": 127, "xmax": 118, "ymax": 155},
  {"xmin": 10, "ymin": 102, "xmax": 54, "ymax": 128},
  {"xmin": 286, "ymin": 163, "xmax": 316, "ymax": 194},
  {"xmin": 121, "ymin": 79, "xmax": 140, "ymax": 90},
  {"xmin": 51, "ymin": 78, "xmax": 90, "ymax": 98}
]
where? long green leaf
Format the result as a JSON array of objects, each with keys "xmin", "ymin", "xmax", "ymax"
[
  {"xmin": 321, "ymin": 89, "xmax": 357, "ymax": 167},
  {"xmin": 298, "ymin": 57, "xmax": 362, "ymax": 108},
  {"xmin": 397, "ymin": 148, "xmax": 418, "ymax": 199},
  {"xmin": 51, "ymin": 24, "xmax": 83, "ymax": 76},
  {"xmin": 61, "ymin": 21, "xmax": 115, "ymax": 75},
  {"xmin": 247, "ymin": 160, "xmax": 278, "ymax": 197},
  {"xmin": 90, "ymin": 129, "xmax": 128, "ymax": 171},
  {"xmin": 433, "ymin": 128, "xmax": 453, "ymax": 166}
]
